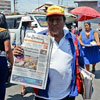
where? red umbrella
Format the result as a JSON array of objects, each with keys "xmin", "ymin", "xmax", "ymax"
[
  {"xmin": 70, "ymin": 6, "xmax": 100, "ymax": 21},
  {"xmin": 77, "ymin": 15, "xmax": 97, "ymax": 21}
]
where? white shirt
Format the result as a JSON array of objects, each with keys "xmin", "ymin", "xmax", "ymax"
[{"xmin": 47, "ymin": 30, "xmax": 73, "ymax": 100}]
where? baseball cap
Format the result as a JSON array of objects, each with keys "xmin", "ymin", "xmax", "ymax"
[{"xmin": 46, "ymin": 5, "xmax": 64, "ymax": 16}]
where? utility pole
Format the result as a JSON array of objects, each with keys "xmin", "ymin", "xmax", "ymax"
[
  {"xmin": 38, "ymin": 0, "xmax": 39, "ymax": 7},
  {"xmin": 14, "ymin": 0, "xmax": 15, "ymax": 14},
  {"xmin": 14, "ymin": 0, "xmax": 18, "ymax": 14},
  {"xmin": 58, "ymin": 0, "xmax": 60, "ymax": 5}
]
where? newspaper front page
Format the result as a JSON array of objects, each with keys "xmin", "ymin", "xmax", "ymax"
[{"xmin": 10, "ymin": 33, "xmax": 53, "ymax": 89}]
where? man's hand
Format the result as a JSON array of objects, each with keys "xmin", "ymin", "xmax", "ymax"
[{"xmin": 13, "ymin": 46, "xmax": 23, "ymax": 56}]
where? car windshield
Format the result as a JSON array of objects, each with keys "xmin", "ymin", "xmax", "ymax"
[
  {"xmin": 6, "ymin": 17, "xmax": 21, "ymax": 29},
  {"xmin": 34, "ymin": 16, "xmax": 48, "ymax": 27}
]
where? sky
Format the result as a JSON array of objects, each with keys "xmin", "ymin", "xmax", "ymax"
[{"xmin": 8, "ymin": 0, "xmax": 77, "ymax": 13}]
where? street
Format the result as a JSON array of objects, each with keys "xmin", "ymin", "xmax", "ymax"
[{"xmin": 5, "ymin": 62, "xmax": 100, "ymax": 100}]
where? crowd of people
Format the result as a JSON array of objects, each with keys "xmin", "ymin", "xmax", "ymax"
[{"xmin": 0, "ymin": 5, "xmax": 100, "ymax": 100}]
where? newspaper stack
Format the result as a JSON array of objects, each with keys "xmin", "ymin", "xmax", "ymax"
[
  {"xmin": 10, "ymin": 33, "xmax": 53, "ymax": 89},
  {"xmin": 79, "ymin": 67, "xmax": 95, "ymax": 99}
]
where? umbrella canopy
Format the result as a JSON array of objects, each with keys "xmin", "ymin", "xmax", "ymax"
[
  {"xmin": 70, "ymin": 6, "xmax": 100, "ymax": 20},
  {"xmin": 77, "ymin": 15, "xmax": 97, "ymax": 21},
  {"xmin": 65, "ymin": 12, "xmax": 77, "ymax": 24}
]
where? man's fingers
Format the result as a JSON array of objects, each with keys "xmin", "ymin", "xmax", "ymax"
[{"xmin": 13, "ymin": 46, "xmax": 23, "ymax": 56}]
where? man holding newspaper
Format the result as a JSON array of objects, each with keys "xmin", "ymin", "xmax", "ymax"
[{"xmin": 13, "ymin": 5, "xmax": 84, "ymax": 100}]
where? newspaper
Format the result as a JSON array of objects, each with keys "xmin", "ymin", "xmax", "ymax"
[
  {"xmin": 84, "ymin": 44, "xmax": 98, "ymax": 47},
  {"xmin": 10, "ymin": 33, "xmax": 53, "ymax": 89},
  {"xmin": 84, "ymin": 41, "xmax": 98, "ymax": 47},
  {"xmin": 79, "ymin": 67, "xmax": 95, "ymax": 99}
]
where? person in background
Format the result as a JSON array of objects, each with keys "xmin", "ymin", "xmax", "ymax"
[
  {"xmin": 72, "ymin": 23, "xmax": 78, "ymax": 35},
  {"xmin": 78, "ymin": 21, "xmax": 100, "ymax": 72},
  {"xmin": 14, "ymin": 16, "xmax": 35, "ymax": 96},
  {"xmin": 77, "ymin": 27, "xmax": 82, "ymax": 36},
  {"xmin": 96, "ymin": 23, "xmax": 100, "ymax": 39},
  {"xmin": 0, "ymin": 13, "xmax": 13, "ymax": 100},
  {"xmin": 14, "ymin": 16, "xmax": 35, "ymax": 46},
  {"xmin": 13, "ymin": 5, "xmax": 84, "ymax": 100},
  {"xmin": 66, "ymin": 23, "xmax": 72, "ymax": 32}
]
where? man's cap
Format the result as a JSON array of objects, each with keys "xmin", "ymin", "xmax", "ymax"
[
  {"xmin": 46, "ymin": 5, "xmax": 64, "ymax": 16},
  {"xmin": 21, "ymin": 16, "xmax": 33, "ymax": 22}
]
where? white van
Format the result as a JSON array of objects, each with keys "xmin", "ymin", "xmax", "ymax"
[{"xmin": 6, "ymin": 14, "xmax": 48, "ymax": 44}]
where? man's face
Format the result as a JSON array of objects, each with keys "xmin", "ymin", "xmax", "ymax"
[{"xmin": 47, "ymin": 15, "xmax": 65, "ymax": 36}]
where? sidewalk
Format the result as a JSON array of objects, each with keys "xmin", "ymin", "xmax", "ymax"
[{"xmin": 5, "ymin": 63, "xmax": 100, "ymax": 100}]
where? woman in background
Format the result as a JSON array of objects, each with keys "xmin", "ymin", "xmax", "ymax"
[
  {"xmin": 0, "ymin": 13, "xmax": 13, "ymax": 100},
  {"xmin": 78, "ymin": 21, "xmax": 100, "ymax": 72}
]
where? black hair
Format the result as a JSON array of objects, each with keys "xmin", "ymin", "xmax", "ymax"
[
  {"xmin": 0, "ymin": 13, "xmax": 8, "ymax": 29},
  {"xmin": 84, "ymin": 21, "xmax": 91, "ymax": 26},
  {"xmin": 46, "ymin": 15, "xmax": 66, "ymax": 22},
  {"xmin": 22, "ymin": 22, "xmax": 30, "ymax": 27}
]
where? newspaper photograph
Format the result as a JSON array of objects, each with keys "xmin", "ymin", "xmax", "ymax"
[{"xmin": 10, "ymin": 33, "xmax": 53, "ymax": 89}]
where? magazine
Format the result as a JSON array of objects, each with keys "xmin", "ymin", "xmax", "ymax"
[{"xmin": 10, "ymin": 33, "xmax": 53, "ymax": 89}]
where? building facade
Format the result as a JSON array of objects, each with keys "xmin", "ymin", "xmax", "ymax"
[
  {"xmin": 34, "ymin": 3, "xmax": 76, "ymax": 14},
  {"xmin": 0, "ymin": 0, "xmax": 11, "ymax": 14}
]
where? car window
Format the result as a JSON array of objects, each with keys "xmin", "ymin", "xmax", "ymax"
[
  {"xmin": 6, "ymin": 17, "xmax": 21, "ymax": 29},
  {"xmin": 34, "ymin": 16, "xmax": 48, "ymax": 27}
]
